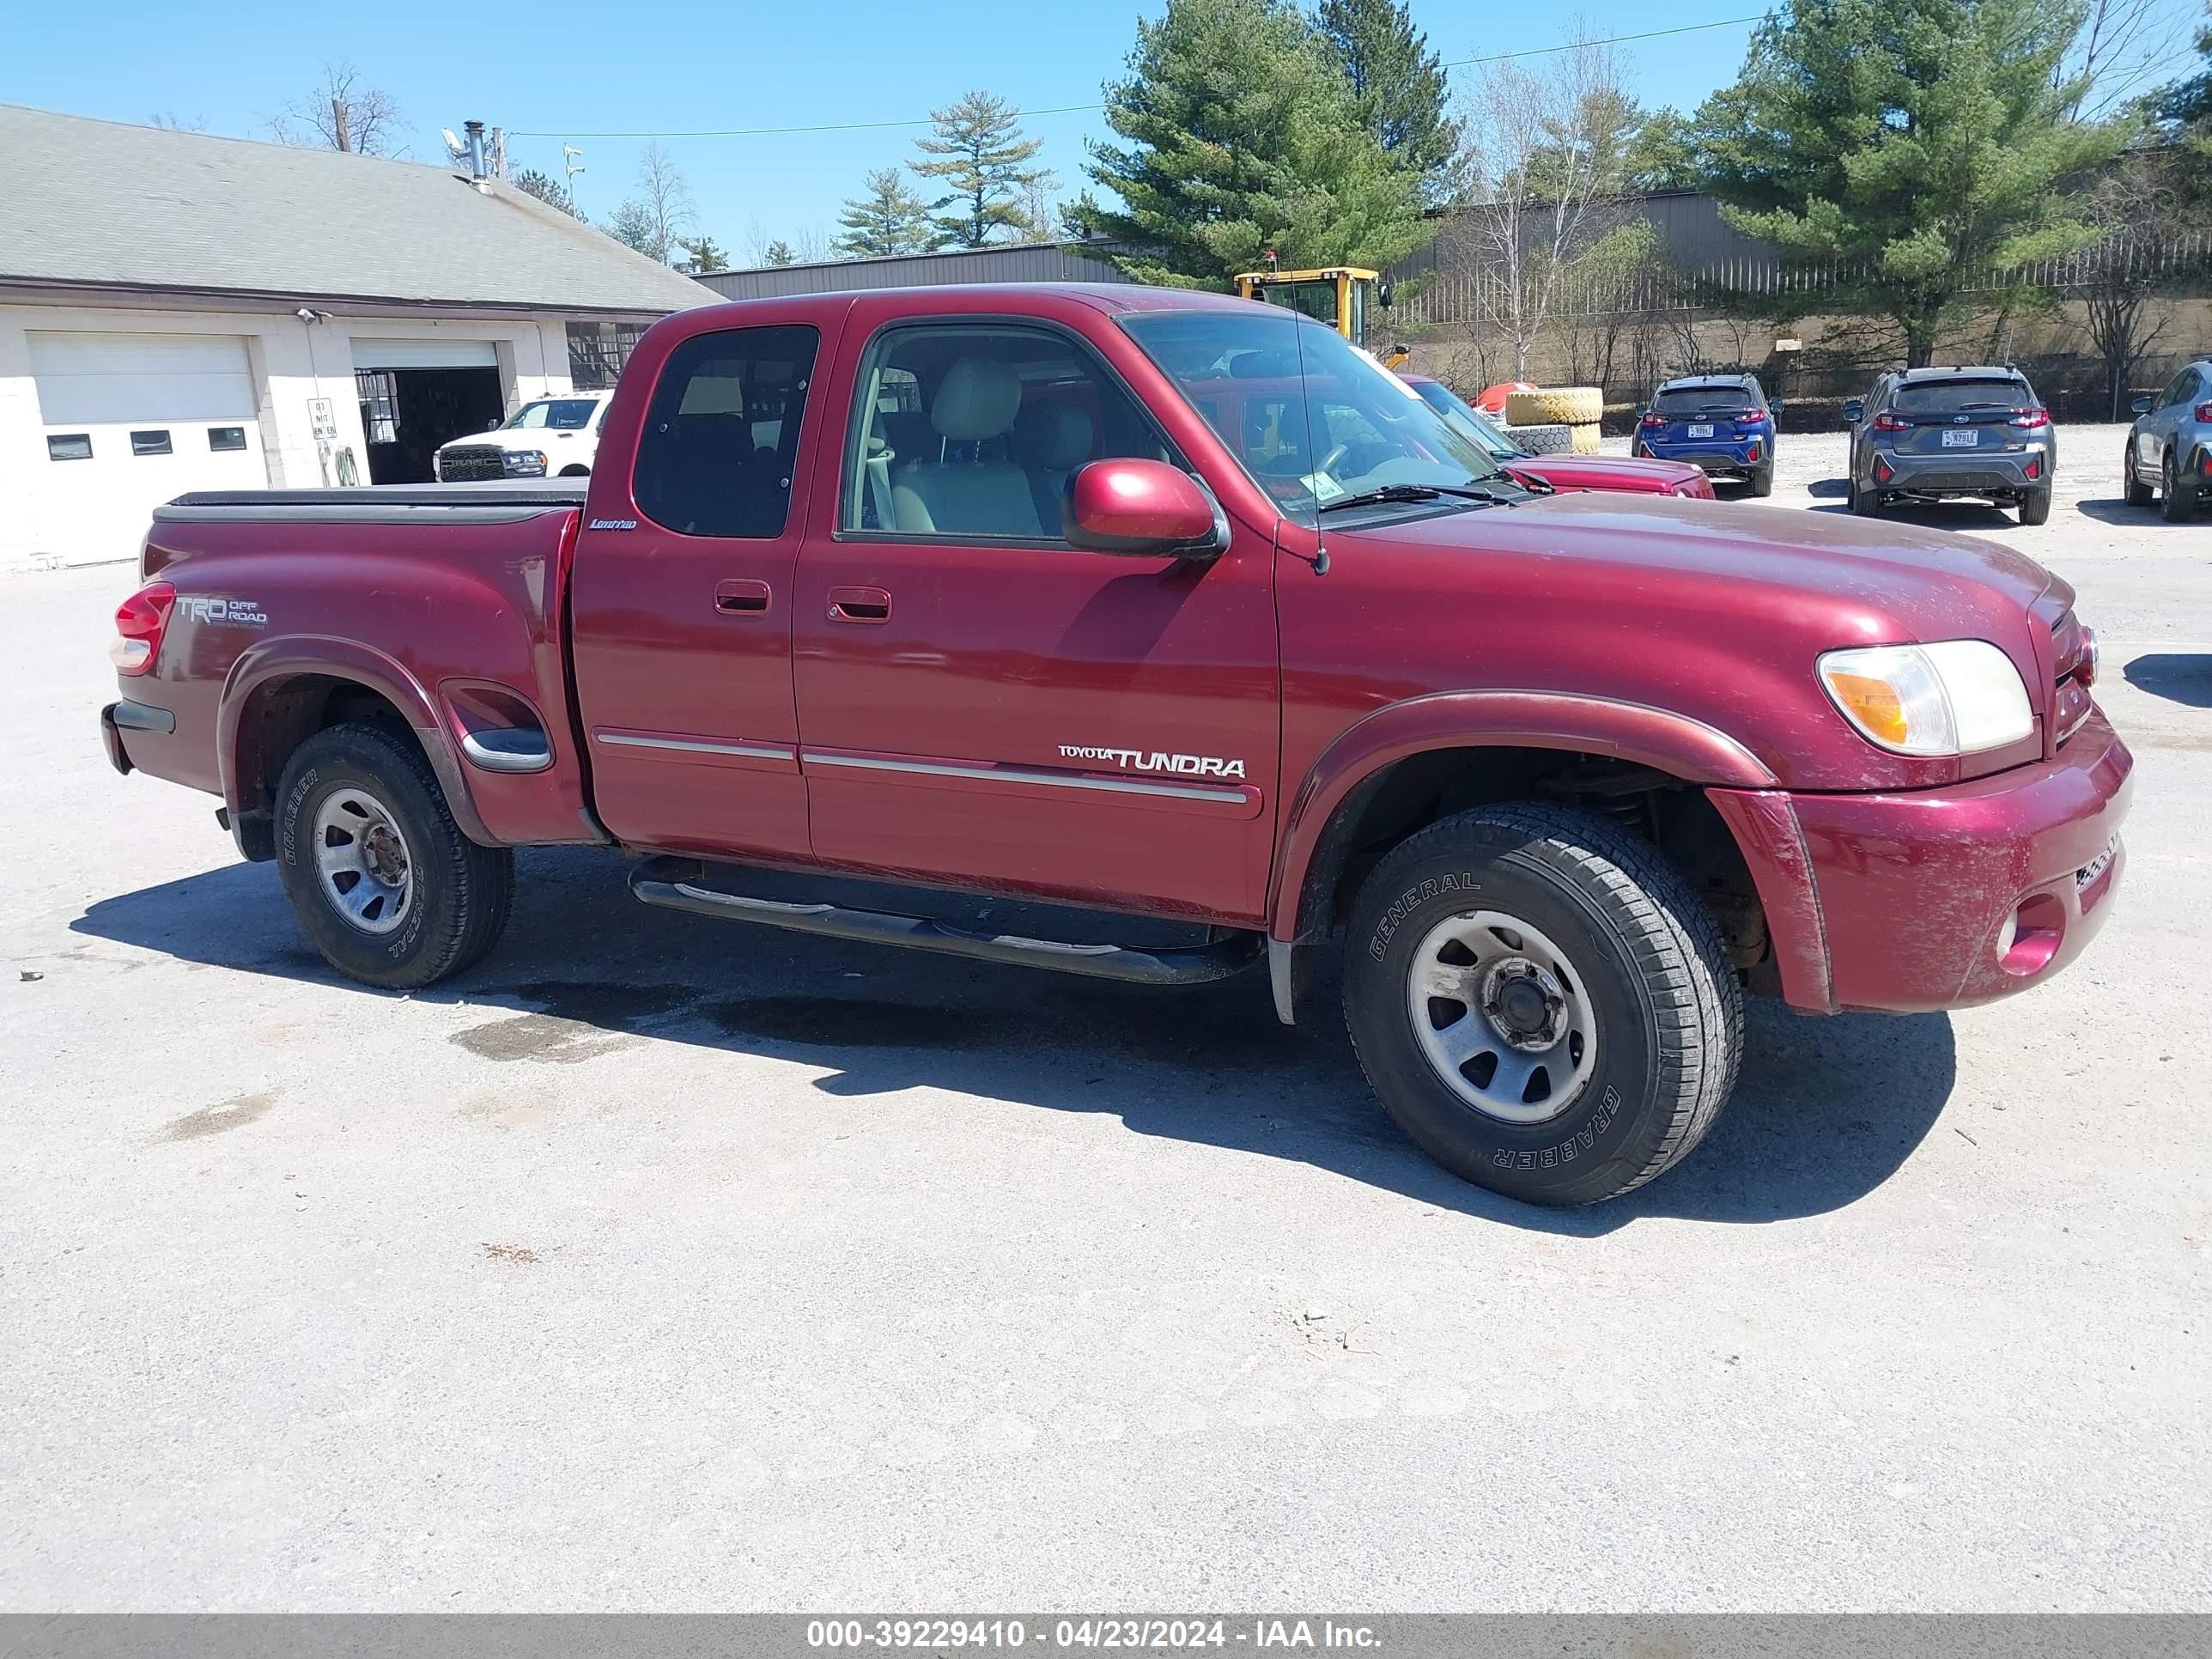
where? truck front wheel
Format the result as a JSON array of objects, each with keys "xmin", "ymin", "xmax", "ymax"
[
  {"xmin": 274, "ymin": 722, "xmax": 514, "ymax": 989},
  {"xmin": 1343, "ymin": 805, "xmax": 1742, "ymax": 1206}
]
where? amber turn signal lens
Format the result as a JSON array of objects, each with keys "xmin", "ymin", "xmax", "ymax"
[{"xmin": 1822, "ymin": 670, "xmax": 1910, "ymax": 746}]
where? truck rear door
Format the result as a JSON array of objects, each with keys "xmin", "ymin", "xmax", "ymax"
[
  {"xmin": 569, "ymin": 307, "xmax": 841, "ymax": 862},
  {"xmin": 788, "ymin": 302, "xmax": 1280, "ymax": 924}
]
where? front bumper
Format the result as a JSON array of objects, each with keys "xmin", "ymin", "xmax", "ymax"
[{"xmin": 1712, "ymin": 711, "xmax": 2134, "ymax": 1014}]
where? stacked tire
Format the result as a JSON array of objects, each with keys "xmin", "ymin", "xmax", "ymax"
[{"xmin": 1504, "ymin": 386, "xmax": 1603, "ymax": 457}]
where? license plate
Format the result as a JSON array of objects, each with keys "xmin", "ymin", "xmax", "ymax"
[
  {"xmin": 1942, "ymin": 428, "xmax": 1980, "ymax": 447},
  {"xmin": 2077, "ymin": 836, "xmax": 2119, "ymax": 890},
  {"xmin": 1686, "ymin": 423, "xmax": 1714, "ymax": 439}
]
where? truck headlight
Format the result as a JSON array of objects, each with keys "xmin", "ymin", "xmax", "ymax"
[
  {"xmin": 504, "ymin": 450, "xmax": 548, "ymax": 476},
  {"xmin": 1818, "ymin": 641, "xmax": 2034, "ymax": 756}
]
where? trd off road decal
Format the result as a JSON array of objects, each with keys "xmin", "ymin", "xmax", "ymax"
[
  {"xmin": 1059, "ymin": 745, "xmax": 1246, "ymax": 780},
  {"xmin": 177, "ymin": 596, "xmax": 267, "ymax": 626}
]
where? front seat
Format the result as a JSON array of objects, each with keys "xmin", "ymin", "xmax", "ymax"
[
  {"xmin": 891, "ymin": 358, "xmax": 1042, "ymax": 537},
  {"xmin": 1012, "ymin": 401, "xmax": 1096, "ymax": 530}
]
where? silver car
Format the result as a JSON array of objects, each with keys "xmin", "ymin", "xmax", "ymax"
[
  {"xmin": 1844, "ymin": 366, "xmax": 2057, "ymax": 526},
  {"xmin": 2124, "ymin": 360, "xmax": 2210, "ymax": 522}
]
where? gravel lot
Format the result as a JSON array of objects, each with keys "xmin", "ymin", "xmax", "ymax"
[{"xmin": 4, "ymin": 427, "xmax": 2209, "ymax": 1612}]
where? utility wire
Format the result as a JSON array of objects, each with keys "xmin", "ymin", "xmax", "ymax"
[{"xmin": 507, "ymin": 15, "xmax": 1766, "ymax": 139}]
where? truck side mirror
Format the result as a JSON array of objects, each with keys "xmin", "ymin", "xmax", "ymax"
[
  {"xmin": 1841, "ymin": 398, "xmax": 1864, "ymax": 424},
  {"xmin": 1376, "ymin": 282, "xmax": 1395, "ymax": 309},
  {"xmin": 2130, "ymin": 394, "xmax": 2154, "ymax": 416},
  {"xmin": 1063, "ymin": 459, "xmax": 1226, "ymax": 558}
]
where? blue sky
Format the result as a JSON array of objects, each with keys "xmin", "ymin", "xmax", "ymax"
[{"xmin": 3, "ymin": 0, "xmax": 2196, "ymax": 266}]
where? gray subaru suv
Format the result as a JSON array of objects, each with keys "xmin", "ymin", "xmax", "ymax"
[
  {"xmin": 2124, "ymin": 359, "xmax": 2210, "ymax": 522},
  {"xmin": 1844, "ymin": 366, "xmax": 2057, "ymax": 526}
]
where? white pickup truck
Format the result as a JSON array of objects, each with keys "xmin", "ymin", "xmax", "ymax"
[{"xmin": 433, "ymin": 391, "xmax": 612, "ymax": 482}]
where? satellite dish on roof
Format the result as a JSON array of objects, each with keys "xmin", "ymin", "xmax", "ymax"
[{"xmin": 441, "ymin": 128, "xmax": 465, "ymax": 162}]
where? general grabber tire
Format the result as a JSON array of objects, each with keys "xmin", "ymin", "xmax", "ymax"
[
  {"xmin": 275, "ymin": 722, "xmax": 515, "ymax": 990},
  {"xmin": 1507, "ymin": 422, "xmax": 1574, "ymax": 456},
  {"xmin": 1342, "ymin": 805, "xmax": 1743, "ymax": 1206},
  {"xmin": 1504, "ymin": 386, "xmax": 1603, "ymax": 427}
]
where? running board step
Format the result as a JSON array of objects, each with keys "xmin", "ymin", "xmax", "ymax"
[{"xmin": 629, "ymin": 857, "xmax": 1262, "ymax": 986}]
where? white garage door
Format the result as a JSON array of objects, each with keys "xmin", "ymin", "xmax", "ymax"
[{"xmin": 28, "ymin": 331, "xmax": 268, "ymax": 567}]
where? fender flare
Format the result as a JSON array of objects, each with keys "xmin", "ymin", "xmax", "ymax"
[
  {"xmin": 220, "ymin": 635, "xmax": 496, "ymax": 847},
  {"xmin": 1267, "ymin": 689, "xmax": 1778, "ymax": 944}
]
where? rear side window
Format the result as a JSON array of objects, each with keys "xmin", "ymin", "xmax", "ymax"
[
  {"xmin": 1893, "ymin": 378, "xmax": 2032, "ymax": 415},
  {"xmin": 634, "ymin": 325, "xmax": 819, "ymax": 538},
  {"xmin": 1655, "ymin": 384, "xmax": 1757, "ymax": 414}
]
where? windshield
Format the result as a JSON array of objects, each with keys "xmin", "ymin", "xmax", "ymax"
[
  {"xmin": 502, "ymin": 398, "xmax": 599, "ymax": 430},
  {"xmin": 1893, "ymin": 378, "xmax": 2033, "ymax": 415},
  {"xmin": 1654, "ymin": 385, "xmax": 1757, "ymax": 415},
  {"xmin": 1121, "ymin": 309, "xmax": 1506, "ymax": 524},
  {"xmin": 1408, "ymin": 380, "xmax": 1519, "ymax": 460}
]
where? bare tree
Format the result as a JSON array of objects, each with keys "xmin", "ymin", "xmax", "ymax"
[
  {"xmin": 148, "ymin": 112, "xmax": 207, "ymax": 133},
  {"xmin": 271, "ymin": 61, "xmax": 407, "ymax": 156},
  {"xmin": 605, "ymin": 143, "xmax": 695, "ymax": 265},
  {"xmin": 2064, "ymin": 0, "xmax": 2172, "ymax": 119},
  {"xmin": 2071, "ymin": 149, "xmax": 2185, "ymax": 418},
  {"xmin": 1444, "ymin": 28, "xmax": 1632, "ymax": 378}
]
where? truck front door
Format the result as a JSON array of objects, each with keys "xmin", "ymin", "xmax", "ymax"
[{"xmin": 790, "ymin": 311, "xmax": 1280, "ymax": 924}]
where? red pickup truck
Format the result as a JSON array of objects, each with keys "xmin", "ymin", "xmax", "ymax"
[{"xmin": 100, "ymin": 284, "xmax": 2131, "ymax": 1206}]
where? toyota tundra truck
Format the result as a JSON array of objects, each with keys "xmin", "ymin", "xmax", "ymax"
[{"xmin": 99, "ymin": 285, "xmax": 2132, "ymax": 1206}]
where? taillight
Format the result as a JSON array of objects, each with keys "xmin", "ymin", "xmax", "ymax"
[
  {"xmin": 2024, "ymin": 454, "xmax": 2041, "ymax": 480},
  {"xmin": 2194, "ymin": 402, "xmax": 2212, "ymax": 423},
  {"xmin": 2077, "ymin": 626, "xmax": 2098, "ymax": 689},
  {"xmin": 1746, "ymin": 439, "xmax": 1763, "ymax": 463},
  {"xmin": 1872, "ymin": 412, "xmax": 1911, "ymax": 432},
  {"xmin": 1874, "ymin": 456, "xmax": 1894, "ymax": 483},
  {"xmin": 1639, "ymin": 411, "xmax": 1667, "ymax": 428},
  {"xmin": 1739, "ymin": 409, "xmax": 1763, "ymax": 422},
  {"xmin": 2010, "ymin": 407, "xmax": 2051, "ymax": 429},
  {"xmin": 111, "ymin": 581, "xmax": 175, "ymax": 675}
]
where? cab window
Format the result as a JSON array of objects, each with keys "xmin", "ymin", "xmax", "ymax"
[
  {"xmin": 633, "ymin": 325, "xmax": 818, "ymax": 538},
  {"xmin": 842, "ymin": 323, "xmax": 1174, "ymax": 541}
]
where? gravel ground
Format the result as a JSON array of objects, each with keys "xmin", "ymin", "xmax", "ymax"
[{"xmin": 3, "ymin": 430, "xmax": 2209, "ymax": 1612}]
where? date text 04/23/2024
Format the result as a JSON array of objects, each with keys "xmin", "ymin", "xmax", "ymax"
[{"xmin": 805, "ymin": 1619, "xmax": 1381, "ymax": 1650}]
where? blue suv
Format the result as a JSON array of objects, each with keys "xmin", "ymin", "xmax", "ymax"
[{"xmin": 1632, "ymin": 374, "xmax": 1778, "ymax": 495}]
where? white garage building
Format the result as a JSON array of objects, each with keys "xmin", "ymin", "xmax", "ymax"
[{"xmin": 0, "ymin": 104, "xmax": 711, "ymax": 569}]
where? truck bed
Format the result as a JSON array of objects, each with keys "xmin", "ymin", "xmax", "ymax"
[{"xmin": 155, "ymin": 483, "xmax": 587, "ymax": 522}]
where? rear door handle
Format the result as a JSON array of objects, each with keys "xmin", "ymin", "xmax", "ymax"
[
  {"xmin": 715, "ymin": 579, "xmax": 771, "ymax": 616},
  {"xmin": 827, "ymin": 585, "xmax": 891, "ymax": 624}
]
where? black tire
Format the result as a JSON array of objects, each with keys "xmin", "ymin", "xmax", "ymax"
[
  {"xmin": 2019, "ymin": 485, "xmax": 2052, "ymax": 526},
  {"xmin": 275, "ymin": 722, "xmax": 514, "ymax": 989},
  {"xmin": 1849, "ymin": 478, "xmax": 1880, "ymax": 516},
  {"xmin": 2164, "ymin": 451, "xmax": 2198, "ymax": 523},
  {"xmin": 558, "ymin": 465, "xmax": 592, "ymax": 477},
  {"xmin": 1341, "ymin": 805, "xmax": 1742, "ymax": 1206},
  {"xmin": 2122, "ymin": 441, "xmax": 2154, "ymax": 507},
  {"xmin": 1749, "ymin": 462, "xmax": 1775, "ymax": 498}
]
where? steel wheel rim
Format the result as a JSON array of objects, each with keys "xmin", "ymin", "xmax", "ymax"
[
  {"xmin": 313, "ymin": 787, "xmax": 415, "ymax": 935},
  {"xmin": 1406, "ymin": 908, "xmax": 1599, "ymax": 1126}
]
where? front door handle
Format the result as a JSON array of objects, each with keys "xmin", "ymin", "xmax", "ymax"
[
  {"xmin": 716, "ymin": 579, "xmax": 771, "ymax": 616},
  {"xmin": 827, "ymin": 585, "xmax": 891, "ymax": 624}
]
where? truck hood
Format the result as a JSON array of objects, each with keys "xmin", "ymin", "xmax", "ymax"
[{"xmin": 1334, "ymin": 492, "xmax": 2069, "ymax": 790}]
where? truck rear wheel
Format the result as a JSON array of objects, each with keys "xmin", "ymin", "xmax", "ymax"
[
  {"xmin": 1342, "ymin": 805, "xmax": 1741, "ymax": 1206},
  {"xmin": 274, "ymin": 722, "xmax": 514, "ymax": 989}
]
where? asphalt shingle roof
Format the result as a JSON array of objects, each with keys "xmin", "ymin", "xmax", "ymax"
[{"xmin": 0, "ymin": 104, "xmax": 714, "ymax": 316}]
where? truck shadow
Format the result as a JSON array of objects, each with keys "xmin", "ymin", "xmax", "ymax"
[
  {"xmin": 2123, "ymin": 653, "xmax": 2212, "ymax": 708},
  {"xmin": 72, "ymin": 848, "xmax": 1957, "ymax": 1236}
]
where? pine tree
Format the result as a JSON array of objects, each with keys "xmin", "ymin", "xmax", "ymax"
[
  {"xmin": 834, "ymin": 167, "xmax": 937, "ymax": 258},
  {"xmin": 510, "ymin": 167, "xmax": 583, "ymax": 219},
  {"xmin": 1313, "ymin": 0, "xmax": 1460, "ymax": 201},
  {"xmin": 1692, "ymin": 0, "xmax": 2122, "ymax": 365},
  {"xmin": 763, "ymin": 240, "xmax": 798, "ymax": 266},
  {"xmin": 912, "ymin": 90, "xmax": 1050, "ymax": 247},
  {"xmin": 1084, "ymin": 0, "xmax": 1432, "ymax": 288},
  {"xmin": 677, "ymin": 236, "xmax": 732, "ymax": 274}
]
